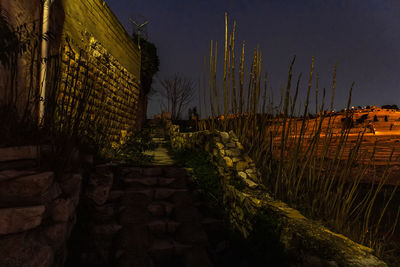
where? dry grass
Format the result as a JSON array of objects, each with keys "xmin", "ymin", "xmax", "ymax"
[{"xmin": 197, "ymin": 13, "xmax": 400, "ymax": 263}]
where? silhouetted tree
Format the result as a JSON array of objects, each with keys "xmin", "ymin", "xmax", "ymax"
[
  {"xmin": 192, "ymin": 106, "xmax": 199, "ymax": 120},
  {"xmin": 382, "ymin": 104, "xmax": 399, "ymax": 110},
  {"xmin": 159, "ymin": 73, "xmax": 195, "ymax": 120},
  {"xmin": 356, "ymin": 114, "xmax": 368, "ymax": 124},
  {"xmin": 132, "ymin": 34, "xmax": 159, "ymax": 126},
  {"xmin": 188, "ymin": 108, "xmax": 193, "ymax": 120},
  {"xmin": 341, "ymin": 117, "xmax": 354, "ymax": 130}
]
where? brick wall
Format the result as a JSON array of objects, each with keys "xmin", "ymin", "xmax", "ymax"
[
  {"xmin": 1, "ymin": 0, "xmax": 144, "ymax": 146},
  {"xmin": 51, "ymin": 0, "xmax": 143, "ymax": 146}
]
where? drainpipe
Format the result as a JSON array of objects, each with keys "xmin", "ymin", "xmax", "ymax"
[{"xmin": 38, "ymin": 0, "xmax": 54, "ymax": 125}]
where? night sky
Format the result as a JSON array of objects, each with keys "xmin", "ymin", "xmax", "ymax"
[{"xmin": 104, "ymin": 0, "xmax": 400, "ymax": 118}]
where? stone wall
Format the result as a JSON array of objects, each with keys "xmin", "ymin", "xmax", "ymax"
[
  {"xmin": 0, "ymin": 0, "xmax": 145, "ymax": 143},
  {"xmin": 0, "ymin": 0, "xmax": 42, "ymax": 114},
  {"xmin": 166, "ymin": 121, "xmax": 387, "ymax": 267},
  {"xmin": 0, "ymin": 145, "xmax": 124, "ymax": 267},
  {"xmin": 52, "ymin": 0, "xmax": 143, "ymax": 144},
  {"xmin": 0, "ymin": 146, "xmax": 86, "ymax": 266}
]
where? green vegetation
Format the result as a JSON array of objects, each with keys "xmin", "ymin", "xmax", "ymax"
[
  {"xmin": 170, "ymin": 150, "xmax": 291, "ymax": 266},
  {"xmin": 110, "ymin": 126, "xmax": 157, "ymax": 165},
  {"xmin": 172, "ymin": 147, "xmax": 292, "ymax": 265},
  {"xmin": 132, "ymin": 34, "xmax": 159, "ymax": 95},
  {"xmin": 0, "ymin": 7, "xmax": 159, "ymax": 170},
  {"xmin": 197, "ymin": 13, "xmax": 399, "ymax": 263},
  {"xmin": 172, "ymin": 148, "xmax": 223, "ymax": 204}
]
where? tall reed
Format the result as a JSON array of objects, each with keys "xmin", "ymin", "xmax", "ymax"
[{"xmin": 198, "ymin": 13, "xmax": 399, "ymax": 261}]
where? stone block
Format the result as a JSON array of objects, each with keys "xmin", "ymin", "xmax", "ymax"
[
  {"xmin": 42, "ymin": 223, "xmax": 70, "ymax": 249},
  {"xmin": 87, "ymin": 172, "xmax": 113, "ymax": 205},
  {"xmin": 0, "ymin": 205, "xmax": 45, "ymax": 235},
  {"xmin": 215, "ymin": 142, "xmax": 224, "ymax": 150},
  {"xmin": 0, "ymin": 169, "xmax": 37, "ymax": 182},
  {"xmin": 0, "ymin": 172, "xmax": 54, "ymax": 204},
  {"xmin": 0, "ymin": 233, "xmax": 54, "ymax": 267},
  {"xmin": 0, "ymin": 159, "xmax": 38, "ymax": 171},
  {"xmin": 92, "ymin": 223, "xmax": 122, "ymax": 237},
  {"xmin": 143, "ymin": 167, "xmax": 163, "ymax": 177},
  {"xmin": 223, "ymin": 157, "xmax": 233, "ymax": 168},
  {"xmin": 59, "ymin": 173, "xmax": 82, "ymax": 207},
  {"xmin": 0, "ymin": 146, "xmax": 39, "ymax": 162},
  {"xmin": 235, "ymin": 160, "xmax": 249, "ymax": 171},
  {"xmin": 51, "ymin": 198, "xmax": 75, "ymax": 222},
  {"xmin": 226, "ymin": 142, "xmax": 237, "ymax": 148},
  {"xmin": 219, "ymin": 132, "xmax": 230, "ymax": 142},
  {"xmin": 225, "ymin": 149, "xmax": 241, "ymax": 157},
  {"xmin": 238, "ymin": 171, "xmax": 247, "ymax": 181},
  {"xmin": 108, "ymin": 190, "xmax": 124, "ymax": 202}
]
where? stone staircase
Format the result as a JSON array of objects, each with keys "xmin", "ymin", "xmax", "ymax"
[
  {"xmin": 115, "ymin": 166, "xmax": 216, "ymax": 266},
  {"xmin": 114, "ymin": 124, "xmax": 220, "ymax": 266}
]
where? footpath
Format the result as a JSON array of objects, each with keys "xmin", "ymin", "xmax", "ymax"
[
  {"xmin": 115, "ymin": 127, "xmax": 216, "ymax": 266},
  {"xmin": 66, "ymin": 123, "xmax": 283, "ymax": 267}
]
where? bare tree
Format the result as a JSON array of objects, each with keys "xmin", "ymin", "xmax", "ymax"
[{"xmin": 159, "ymin": 73, "xmax": 195, "ymax": 120}]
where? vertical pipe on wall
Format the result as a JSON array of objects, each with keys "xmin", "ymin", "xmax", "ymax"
[{"xmin": 38, "ymin": 0, "xmax": 54, "ymax": 124}]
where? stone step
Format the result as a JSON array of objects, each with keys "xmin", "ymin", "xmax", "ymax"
[
  {"xmin": 184, "ymin": 247, "xmax": 214, "ymax": 267},
  {"xmin": 124, "ymin": 176, "xmax": 187, "ymax": 188},
  {"xmin": 124, "ymin": 189, "xmax": 154, "ymax": 200},
  {"xmin": 147, "ymin": 219, "xmax": 181, "ymax": 235},
  {"xmin": 148, "ymin": 239, "xmax": 175, "ymax": 260},
  {"xmin": 147, "ymin": 201, "xmax": 175, "ymax": 217},
  {"xmin": 174, "ymin": 222, "xmax": 209, "ymax": 245},
  {"xmin": 143, "ymin": 167, "xmax": 163, "ymax": 177},
  {"xmin": 173, "ymin": 206, "xmax": 202, "ymax": 223},
  {"xmin": 201, "ymin": 218, "xmax": 224, "ymax": 228},
  {"xmin": 119, "ymin": 167, "xmax": 143, "ymax": 177},
  {"xmin": 0, "ymin": 233, "xmax": 54, "ymax": 267},
  {"xmin": 0, "ymin": 159, "xmax": 38, "ymax": 171},
  {"xmin": 0, "ymin": 205, "xmax": 45, "ymax": 235},
  {"xmin": 116, "ymin": 251, "xmax": 154, "ymax": 267},
  {"xmin": 124, "ymin": 177, "xmax": 158, "ymax": 187},
  {"xmin": 154, "ymin": 188, "xmax": 189, "ymax": 200},
  {"xmin": 0, "ymin": 146, "xmax": 39, "ymax": 162},
  {"xmin": 148, "ymin": 239, "xmax": 193, "ymax": 259},
  {"xmin": 0, "ymin": 171, "xmax": 54, "ymax": 206},
  {"xmin": 0, "ymin": 169, "xmax": 38, "ymax": 182},
  {"xmin": 163, "ymin": 167, "xmax": 188, "ymax": 178}
]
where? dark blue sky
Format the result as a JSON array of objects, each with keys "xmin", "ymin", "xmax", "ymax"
[{"xmin": 105, "ymin": 0, "xmax": 400, "ymax": 117}]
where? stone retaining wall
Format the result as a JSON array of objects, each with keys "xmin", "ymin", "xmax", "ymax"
[
  {"xmin": 0, "ymin": 146, "xmax": 85, "ymax": 266},
  {"xmin": 166, "ymin": 121, "xmax": 387, "ymax": 267},
  {"xmin": 0, "ymin": 145, "xmax": 122, "ymax": 267}
]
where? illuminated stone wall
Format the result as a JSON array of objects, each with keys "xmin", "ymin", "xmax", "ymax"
[
  {"xmin": 50, "ymin": 0, "xmax": 142, "ymax": 146},
  {"xmin": 0, "ymin": 0, "xmax": 144, "ymax": 145},
  {"xmin": 166, "ymin": 121, "xmax": 387, "ymax": 267}
]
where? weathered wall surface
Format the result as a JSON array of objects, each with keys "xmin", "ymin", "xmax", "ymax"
[
  {"xmin": 0, "ymin": 145, "xmax": 122, "ymax": 267},
  {"xmin": 58, "ymin": 0, "xmax": 140, "ymax": 79},
  {"xmin": 166, "ymin": 121, "xmax": 387, "ymax": 267},
  {"xmin": 0, "ymin": 0, "xmax": 42, "ymax": 113},
  {"xmin": 0, "ymin": 146, "xmax": 84, "ymax": 267},
  {"xmin": 1, "ymin": 0, "xmax": 144, "ymax": 144},
  {"xmin": 51, "ymin": 0, "xmax": 143, "ymax": 144}
]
